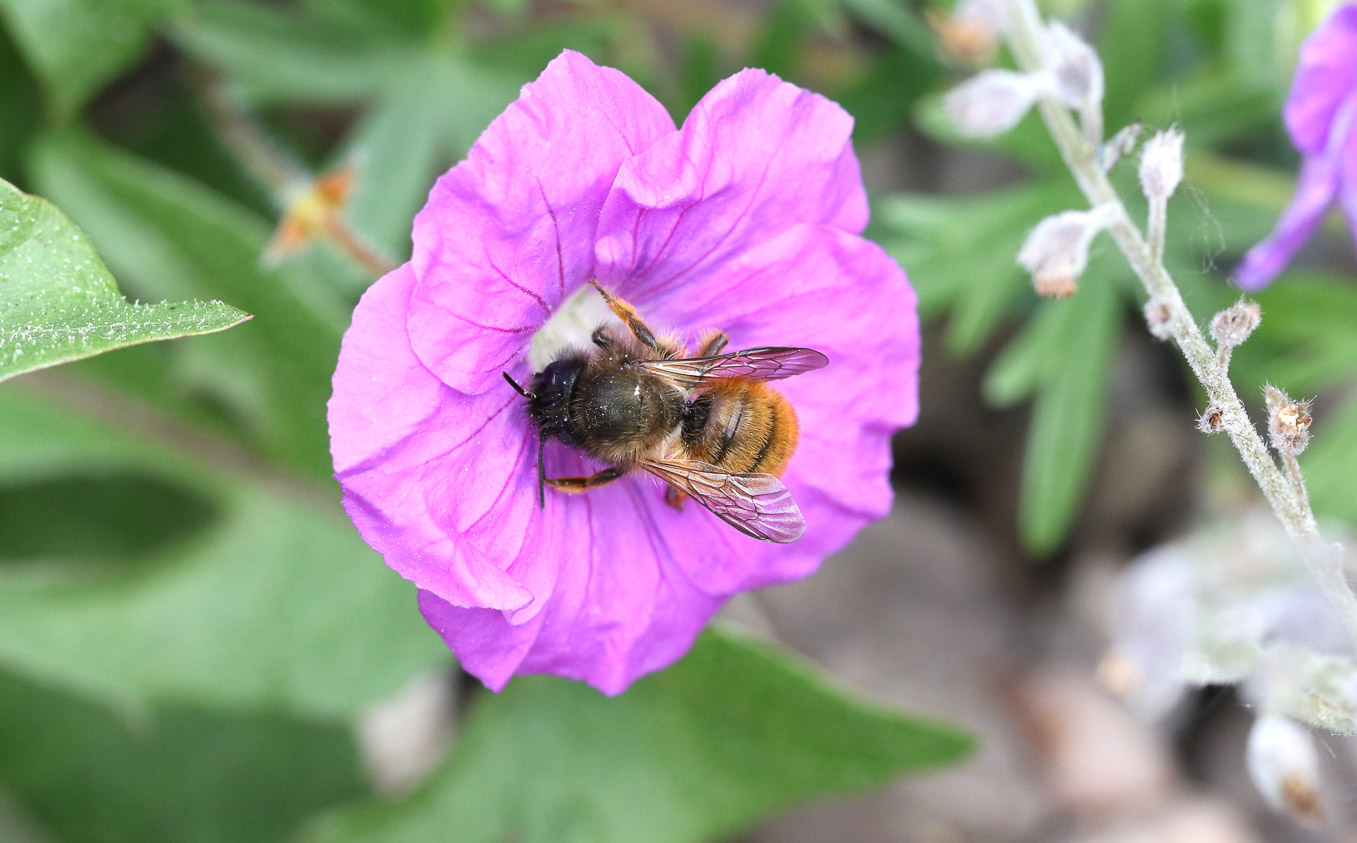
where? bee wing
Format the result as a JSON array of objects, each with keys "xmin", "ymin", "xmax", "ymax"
[
  {"xmin": 628, "ymin": 347, "xmax": 828, "ymax": 386},
  {"xmin": 642, "ymin": 458, "xmax": 805, "ymax": 543}
]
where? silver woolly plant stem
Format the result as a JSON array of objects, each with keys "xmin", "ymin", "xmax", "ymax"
[{"xmin": 1002, "ymin": 0, "xmax": 1357, "ymax": 637}]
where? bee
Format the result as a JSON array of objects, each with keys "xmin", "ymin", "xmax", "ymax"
[{"xmin": 503, "ymin": 281, "xmax": 827, "ymax": 543}]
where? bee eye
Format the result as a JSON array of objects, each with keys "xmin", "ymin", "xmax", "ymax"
[{"xmin": 591, "ymin": 327, "xmax": 612, "ymax": 349}]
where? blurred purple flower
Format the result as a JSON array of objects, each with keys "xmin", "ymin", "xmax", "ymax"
[
  {"xmin": 1236, "ymin": 3, "xmax": 1357, "ymax": 290},
  {"xmin": 328, "ymin": 51, "xmax": 919, "ymax": 695}
]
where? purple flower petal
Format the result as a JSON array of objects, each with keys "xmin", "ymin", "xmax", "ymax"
[
  {"xmin": 329, "ymin": 264, "xmax": 536, "ymax": 611},
  {"xmin": 330, "ymin": 51, "xmax": 920, "ymax": 695},
  {"xmin": 396, "ymin": 224, "xmax": 914, "ymax": 693},
  {"xmin": 406, "ymin": 51, "xmax": 676, "ymax": 396},
  {"xmin": 1285, "ymin": 5, "xmax": 1357, "ymax": 155},
  {"xmin": 594, "ymin": 68, "xmax": 868, "ymax": 299},
  {"xmin": 1234, "ymin": 155, "xmax": 1340, "ymax": 290},
  {"xmin": 1338, "ymin": 103, "xmax": 1357, "ymax": 257}
]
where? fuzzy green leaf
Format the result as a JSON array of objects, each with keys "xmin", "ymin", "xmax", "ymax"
[
  {"xmin": 303, "ymin": 628, "xmax": 971, "ymax": 843},
  {"xmin": 0, "ymin": 177, "xmax": 249, "ymax": 384}
]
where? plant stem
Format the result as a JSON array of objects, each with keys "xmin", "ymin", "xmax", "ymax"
[{"xmin": 1003, "ymin": 0, "xmax": 1357, "ymax": 634}]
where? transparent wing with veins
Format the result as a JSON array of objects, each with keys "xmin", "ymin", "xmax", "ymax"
[
  {"xmin": 627, "ymin": 347, "xmax": 828, "ymax": 387},
  {"xmin": 641, "ymin": 458, "xmax": 806, "ymax": 543}
]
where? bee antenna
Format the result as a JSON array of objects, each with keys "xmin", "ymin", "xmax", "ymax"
[{"xmin": 503, "ymin": 371, "xmax": 533, "ymax": 399}]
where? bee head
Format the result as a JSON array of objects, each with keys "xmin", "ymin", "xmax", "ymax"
[{"xmin": 519, "ymin": 352, "xmax": 588, "ymax": 447}]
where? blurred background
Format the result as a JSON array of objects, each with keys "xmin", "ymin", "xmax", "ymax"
[{"xmin": 4, "ymin": 0, "xmax": 1357, "ymax": 840}]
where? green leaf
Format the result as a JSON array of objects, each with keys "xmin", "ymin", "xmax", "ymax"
[
  {"xmin": 28, "ymin": 131, "xmax": 347, "ymax": 480},
  {"xmin": 982, "ymin": 290, "xmax": 1079, "ymax": 406},
  {"xmin": 0, "ymin": 383, "xmax": 448, "ymax": 718},
  {"xmin": 0, "ymin": 668, "xmax": 366, "ymax": 843},
  {"xmin": 303, "ymin": 628, "xmax": 971, "ymax": 843},
  {"xmin": 0, "ymin": 0, "xmax": 181, "ymax": 121},
  {"xmin": 1016, "ymin": 278, "xmax": 1122, "ymax": 554},
  {"xmin": 0, "ymin": 177, "xmax": 250, "ymax": 384}
]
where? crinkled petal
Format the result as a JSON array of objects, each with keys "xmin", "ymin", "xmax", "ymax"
[
  {"xmin": 407, "ymin": 50, "xmax": 676, "ymax": 395},
  {"xmin": 418, "ymin": 463, "xmax": 728, "ymax": 695},
  {"xmin": 1235, "ymin": 155, "xmax": 1340, "ymax": 290},
  {"xmin": 329, "ymin": 264, "xmax": 535, "ymax": 611},
  {"xmin": 418, "ymin": 592, "xmax": 545, "ymax": 692},
  {"xmin": 594, "ymin": 68, "xmax": 868, "ymax": 299},
  {"xmin": 1285, "ymin": 5, "xmax": 1357, "ymax": 155}
]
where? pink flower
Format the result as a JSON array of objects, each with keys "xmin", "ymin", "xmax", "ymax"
[
  {"xmin": 1235, "ymin": 3, "xmax": 1357, "ymax": 290},
  {"xmin": 328, "ymin": 50, "xmax": 919, "ymax": 695}
]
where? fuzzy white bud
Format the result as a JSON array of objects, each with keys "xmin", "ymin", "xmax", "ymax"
[
  {"xmin": 1139, "ymin": 128, "xmax": 1186, "ymax": 200},
  {"xmin": 1247, "ymin": 715, "xmax": 1323, "ymax": 826},
  {"xmin": 1209, "ymin": 299, "xmax": 1261, "ymax": 349},
  {"xmin": 945, "ymin": 69, "xmax": 1046, "ymax": 137},
  {"xmin": 1142, "ymin": 295, "xmax": 1174, "ymax": 340},
  {"xmin": 1017, "ymin": 205, "xmax": 1116, "ymax": 298},
  {"xmin": 1264, "ymin": 384, "xmax": 1313, "ymax": 457},
  {"xmin": 1042, "ymin": 21, "xmax": 1104, "ymax": 109},
  {"xmin": 1197, "ymin": 405, "xmax": 1226, "ymax": 435}
]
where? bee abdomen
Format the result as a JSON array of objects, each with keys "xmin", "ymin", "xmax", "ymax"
[{"xmin": 688, "ymin": 381, "xmax": 799, "ymax": 477}]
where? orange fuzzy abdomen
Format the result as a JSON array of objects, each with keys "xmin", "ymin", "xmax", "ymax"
[{"xmin": 681, "ymin": 380, "xmax": 799, "ymax": 476}]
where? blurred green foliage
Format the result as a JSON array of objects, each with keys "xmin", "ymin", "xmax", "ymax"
[
  {"xmin": 4, "ymin": 0, "xmax": 1357, "ymax": 837},
  {"xmin": 0, "ymin": 0, "xmax": 973, "ymax": 841},
  {"xmin": 878, "ymin": 0, "xmax": 1357, "ymax": 552},
  {"xmin": 303, "ymin": 630, "xmax": 969, "ymax": 843}
]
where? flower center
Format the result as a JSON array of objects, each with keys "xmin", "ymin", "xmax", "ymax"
[{"xmin": 527, "ymin": 281, "xmax": 618, "ymax": 373}]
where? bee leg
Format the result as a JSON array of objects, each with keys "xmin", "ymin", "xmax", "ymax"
[
  {"xmin": 589, "ymin": 281, "xmax": 662, "ymax": 351},
  {"xmin": 545, "ymin": 466, "xmax": 626, "ymax": 493},
  {"xmin": 695, "ymin": 330, "xmax": 729, "ymax": 357},
  {"xmin": 665, "ymin": 485, "xmax": 687, "ymax": 511},
  {"xmin": 537, "ymin": 432, "xmax": 547, "ymax": 508}
]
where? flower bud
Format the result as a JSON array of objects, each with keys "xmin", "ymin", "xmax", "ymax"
[
  {"xmin": 1138, "ymin": 128, "xmax": 1185, "ymax": 200},
  {"xmin": 1042, "ymin": 21, "xmax": 1104, "ymax": 109},
  {"xmin": 1017, "ymin": 205, "xmax": 1116, "ymax": 298},
  {"xmin": 1264, "ymin": 385, "xmax": 1313, "ymax": 456},
  {"xmin": 1197, "ymin": 405, "xmax": 1226, "ymax": 435},
  {"xmin": 264, "ymin": 164, "xmax": 357, "ymax": 265},
  {"xmin": 1247, "ymin": 715, "xmax": 1323, "ymax": 826},
  {"xmin": 955, "ymin": 0, "xmax": 1008, "ymax": 34},
  {"xmin": 945, "ymin": 69, "xmax": 1046, "ymax": 137},
  {"xmin": 1209, "ymin": 299, "xmax": 1261, "ymax": 349},
  {"xmin": 1142, "ymin": 295, "xmax": 1174, "ymax": 340},
  {"xmin": 928, "ymin": 0, "xmax": 1007, "ymax": 65}
]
